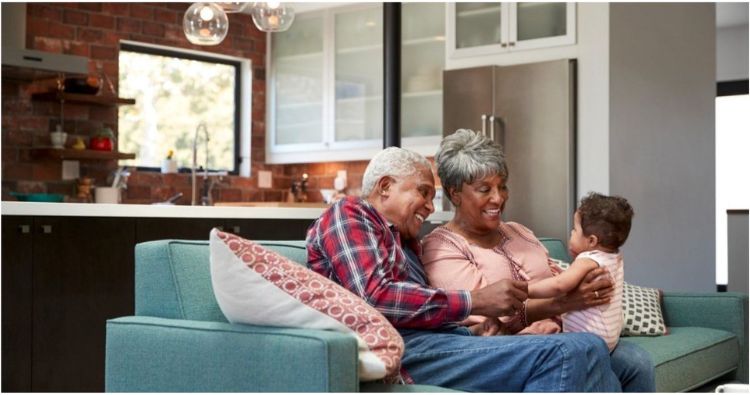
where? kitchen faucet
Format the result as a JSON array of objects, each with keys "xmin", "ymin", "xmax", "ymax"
[
  {"xmin": 191, "ymin": 122, "xmax": 229, "ymax": 206},
  {"xmin": 192, "ymin": 122, "xmax": 210, "ymax": 206}
]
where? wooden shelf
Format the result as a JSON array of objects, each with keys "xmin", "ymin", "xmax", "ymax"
[
  {"xmin": 31, "ymin": 91, "xmax": 136, "ymax": 106},
  {"xmin": 30, "ymin": 148, "xmax": 135, "ymax": 161}
]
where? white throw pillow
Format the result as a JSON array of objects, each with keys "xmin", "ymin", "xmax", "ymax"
[{"xmin": 209, "ymin": 228, "xmax": 404, "ymax": 381}]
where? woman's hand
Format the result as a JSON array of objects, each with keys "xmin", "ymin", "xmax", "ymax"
[
  {"xmin": 469, "ymin": 316, "xmax": 504, "ymax": 336},
  {"xmin": 554, "ymin": 267, "xmax": 613, "ymax": 312}
]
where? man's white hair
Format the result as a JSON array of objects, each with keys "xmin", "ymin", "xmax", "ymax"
[{"xmin": 361, "ymin": 147, "xmax": 431, "ymax": 196}]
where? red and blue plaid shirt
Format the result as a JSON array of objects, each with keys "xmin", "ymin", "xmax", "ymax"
[{"xmin": 306, "ymin": 196, "xmax": 471, "ymax": 329}]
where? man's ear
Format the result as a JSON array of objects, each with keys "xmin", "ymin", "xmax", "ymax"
[{"xmin": 376, "ymin": 176, "xmax": 395, "ymax": 197}]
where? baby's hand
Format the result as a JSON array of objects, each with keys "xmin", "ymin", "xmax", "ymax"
[
  {"xmin": 527, "ymin": 319, "xmax": 561, "ymax": 334},
  {"xmin": 469, "ymin": 316, "xmax": 504, "ymax": 336}
]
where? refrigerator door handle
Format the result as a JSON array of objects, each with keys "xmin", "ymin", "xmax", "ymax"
[
  {"xmin": 489, "ymin": 115, "xmax": 496, "ymax": 141},
  {"xmin": 481, "ymin": 114, "xmax": 487, "ymax": 136}
]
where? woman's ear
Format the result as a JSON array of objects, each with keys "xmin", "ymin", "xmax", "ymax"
[{"xmin": 448, "ymin": 187, "xmax": 461, "ymax": 207}]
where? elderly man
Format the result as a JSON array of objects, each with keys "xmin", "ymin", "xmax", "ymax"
[{"xmin": 306, "ymin": 147, "xmax": 621, "ymax": 392}]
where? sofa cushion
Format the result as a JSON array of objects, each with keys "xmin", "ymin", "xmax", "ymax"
[
  {"xmin": 135, "ymin": 239, "xmax": 309, "ymax": 322},
  {"xmin": 620, "ymin": 327, "xmax": 739, "ymax": 392},
  {"xmin": 210, "ymin": 229, "xmax": 404, "ymax": 381}
]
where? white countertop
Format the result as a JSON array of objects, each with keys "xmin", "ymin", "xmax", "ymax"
[{"xmin": 1, "ymin": 201, "xmax": 453, "ymax": 222}]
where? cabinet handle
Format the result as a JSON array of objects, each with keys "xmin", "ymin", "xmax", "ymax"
[
  {"xmin": 19, "ymin": 225, "xmax": 31, "ymax": 234},
  {"xmin": 481, "ymin": 114, "xmax": 487, "ymax": 136},
  {"xmin": 509, "ymin": 42, "xmax": 516, "ymax": 47},
  {"xmin": 501, "ymin": 43, "xmax": 508, "ymax": 48},
  {"xmin": 489, "ymin": 115, "xmax": 496, "ymax": 141},
  {"xmin": 41, "ymin": 225, "xmax": 52, "ymax": 234},
  {"xmin": 232, "ymin": 225, "xmax": 241, "ymax": 234}
]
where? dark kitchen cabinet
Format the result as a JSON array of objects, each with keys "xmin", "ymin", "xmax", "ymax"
[
  {"xmin": 31, "ymin": 217, "xmax": 135, "ymax": 392},
  {"xmin": 1, "ymin": 216, "xmax": 135, "ymax": 392},
  {"xmin": 2, "ymin": 214, "xmax": 314, "ymax": 392},
  {"xmin": 2, "ymin": 216, "xmax": 33, "ymax": 392}
]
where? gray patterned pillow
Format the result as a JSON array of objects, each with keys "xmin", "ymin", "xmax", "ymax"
[
  {"xmin": 620, "ymin": 282, "xmax": 668, "ymax": 336},
  {"xmin": 552, "ymin": 260, "xmax": 668, "ymax": 336}
]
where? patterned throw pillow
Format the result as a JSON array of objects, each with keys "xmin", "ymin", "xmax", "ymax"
[
  {"xmin": 552, "ymin": 260, "xmax": 668, "ymax": 336},
  {"xmin": 620, "ymin": 282, "xmax": 668, "ymax": 336},
  {"xmin": 209, "ymin": 229, "xmax": 404, "ymax": 381}
]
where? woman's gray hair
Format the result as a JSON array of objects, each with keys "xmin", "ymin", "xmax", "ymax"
[
  {"xmin": 361, "ymin": 147, "xmax": 431, "ymax": 196},
  {"xmin": 435, "ymin": 129, "xmax": 508, "ymax": 193}
]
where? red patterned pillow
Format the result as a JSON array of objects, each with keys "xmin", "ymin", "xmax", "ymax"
[{"xmin": 209, "ymin": 229, "xmax": 404, "ymax": 381}]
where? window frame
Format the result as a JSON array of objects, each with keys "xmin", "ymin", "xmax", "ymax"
[{"xmin": 119, "ymin": 42, "xmax": 243, "ymax": 175}]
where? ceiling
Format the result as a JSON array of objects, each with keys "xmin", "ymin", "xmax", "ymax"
[
  {"xmin": 716, "ymin": 2, "xmax": 749, "ymax": 28},
  {"xmin": 287, "ymin": 3, "xmax": 748, "ymax": 29}
]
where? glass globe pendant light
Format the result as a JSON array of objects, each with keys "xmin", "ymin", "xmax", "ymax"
[
  {"xmin": 251, "ymin": 1, "xmax": 295, "ymax": 32},
  {"xmin": 183, "ymin": 2, "xmax": 229, "ymax": 46},
  {"xmin": 217, "ymin": 2, "xmax": 249, "ymax": 13}
]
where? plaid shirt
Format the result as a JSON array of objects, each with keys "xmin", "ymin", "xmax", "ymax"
[{"xmin": 306, "ymin": 196, "xmax": 471, "ymax": 329}]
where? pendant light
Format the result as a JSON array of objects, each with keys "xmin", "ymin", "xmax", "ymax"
[
  {"xmin": 217, "ymin": 2, "xmax": 250, "ymax": 13},
  {"xmin": 183, "ymin": 2, "xmax": 229, "ymax": 46},
  {"xmin": 251, "ymin": 1, "xmax": 295, "ymax": 32}
]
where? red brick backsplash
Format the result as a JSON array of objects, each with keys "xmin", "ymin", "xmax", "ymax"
[{"xmin": 2, "ymin": 2, "xmax": 373, "ymax": 205}]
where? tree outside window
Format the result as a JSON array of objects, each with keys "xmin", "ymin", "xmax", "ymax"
[{"xmin": 118, "ymin": 44, "xmax": 239, "ymax": 172}]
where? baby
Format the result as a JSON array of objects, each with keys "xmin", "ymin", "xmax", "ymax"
[{"xmin": 527, "ymin": 192, "xmax": 634, "ymax": 351}]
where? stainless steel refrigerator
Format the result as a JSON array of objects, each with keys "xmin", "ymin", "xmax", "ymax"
[{"xmin": 443, "ymin": 59, "xmax": 576, "ymax": 242}]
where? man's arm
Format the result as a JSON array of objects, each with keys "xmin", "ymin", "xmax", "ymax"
[
  {"xmin": 314, "ymin": 201, "xmax": 471, "ymax": 328},
  {"xmin": 527, "ymin": 258, "xmax": 598, "ymax": 298}
]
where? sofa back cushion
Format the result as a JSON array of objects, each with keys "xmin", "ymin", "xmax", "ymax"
[{"xmin": 135, "ymin": 239, "xmax": 307, "ymax": 321}]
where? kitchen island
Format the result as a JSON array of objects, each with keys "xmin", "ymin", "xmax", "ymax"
[{"xmin": 1, "ymin": 201, "xmax": 450, "ymax": 392}]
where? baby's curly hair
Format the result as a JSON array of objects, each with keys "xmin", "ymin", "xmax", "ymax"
[{"xmin": 578, "ymin": 192, "xmax": 634, "ymax": 250}]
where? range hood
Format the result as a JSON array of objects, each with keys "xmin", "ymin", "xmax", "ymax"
[{"xmin": 1, "ymin": 3, "xmax": 88, "ymax": 80}]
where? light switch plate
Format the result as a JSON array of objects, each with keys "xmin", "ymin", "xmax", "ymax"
[
  {"xmin": 258, "ymin": 170, "xmax": 272, "ymax": 189},
  {"xmin": 62, "ymin": 160, "xmax": 80, "ymax": 180}
]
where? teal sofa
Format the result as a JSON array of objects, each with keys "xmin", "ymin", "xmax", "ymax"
[{"xmin": 105, "ymin": 239, "xmax": 748, "ymax": 392}]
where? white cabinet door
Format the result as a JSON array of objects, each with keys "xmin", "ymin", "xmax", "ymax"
[
  {"xmin": 401, "ymin": 2, "xmax": 445, "ymax": 155},
  {"xmin": 332, "ymin": 5, "xmax": 383, "ymax": 148},
  {"xmin": 447, "ymin": 2, "xmax": 575, "ymax": 59},
  {"xmin": 510, "ymin": 2, "xmax": 575, "ymax": 51},
  {"xmin": 269, "ymin": 13, "xmax": 327, "ymax": 153},
  {"xmin": 268, "ymin": 3, "xmax": 448, "ymax": 163}
]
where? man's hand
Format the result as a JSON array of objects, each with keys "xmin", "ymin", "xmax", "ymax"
[
  {"xmin": 554, "ymin": 267, "xmax": 613, "ymax": 312},
  {"xmin": 470, "ymin": 279, "xmax": 528, "ymax": 317}
]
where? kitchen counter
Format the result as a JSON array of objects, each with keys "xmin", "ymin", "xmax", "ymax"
[{"xmin": 1, "ymin": 201, "xmax": 453, "ymax": 222}]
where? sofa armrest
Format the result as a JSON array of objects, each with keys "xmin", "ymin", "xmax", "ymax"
[
  {"xmin": 105, "ymin": 316, "xmax": 360, "ymax": 392},
  {"xmin": 662, "ymin": 292, "xmax": 748, "ymax": 382}
]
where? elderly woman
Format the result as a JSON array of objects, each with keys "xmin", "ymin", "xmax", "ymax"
[{"xmin": 422, "ymin": 129, "xmax": 655, "ymax": 392}]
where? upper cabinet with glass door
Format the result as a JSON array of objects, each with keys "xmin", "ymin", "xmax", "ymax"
[
  {"xmin": 333, "ymin": 5, "xmax": 383, "ymax": 148},
  {"xmin": 401, "ymin": 2, "xmax": 446, "ymax": 155},
  {"xmin": 447, "ymin": 2, "xmax": 575, "ymax": 59},
  {"xmin": 269, "ymin": 13, "xmax": 326, "ymax": 152}
]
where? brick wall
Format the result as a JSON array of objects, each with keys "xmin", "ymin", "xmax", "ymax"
[{"xmin": 1, "ymin": 2, "xmax": 370, "ymax": 205}]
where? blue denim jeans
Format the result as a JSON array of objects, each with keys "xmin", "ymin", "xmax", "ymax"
[
  {"xmin": 610, "ymin": 340, "xmax": 656, "ymax": 392},
  {"xmin": 399, "ymin": 327, "xmax": 633, "ymax": 392}
]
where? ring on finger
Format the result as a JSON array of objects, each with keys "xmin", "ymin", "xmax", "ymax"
[{"xmin": 594, "ymin": 290, "xmax": 600, "ymax": 298}]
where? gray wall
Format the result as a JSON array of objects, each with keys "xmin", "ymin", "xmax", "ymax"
[
  {"xmin": 609, "ymin": 3, "xmax": 716, "ymax": 291},
  {"xmin": 717, "ymin": 24, "xmax": 749, "ymax": 82},
  {"xmin": 727, "ymin": 210, "xmax": 749, "ymax": 293}
]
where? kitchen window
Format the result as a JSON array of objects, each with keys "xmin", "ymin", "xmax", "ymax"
[{"xmin": 118, "ymin": 42, "xmax": 249, "ymax": 174}]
